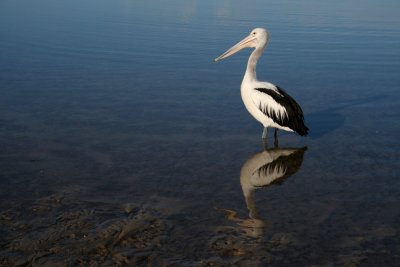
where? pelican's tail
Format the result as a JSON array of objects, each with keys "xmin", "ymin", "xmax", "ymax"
[{"xmin": 296, "ymin": 124, "xmax": 309, "ymax": 136}]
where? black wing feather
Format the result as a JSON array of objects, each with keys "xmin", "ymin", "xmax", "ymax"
[{"xmin": 255, "ymin": 87, "xmax": 308, "ymax": 136}]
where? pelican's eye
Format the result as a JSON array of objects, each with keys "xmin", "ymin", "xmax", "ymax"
[{"xmin": 252, "ymin": 32, "xmax": 256, "ymax": 35}]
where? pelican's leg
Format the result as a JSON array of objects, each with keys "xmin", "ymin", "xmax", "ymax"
[
  {"xmin": 262, "ymin": 127, "xmax": 268, "ymax": 139},
  {"xmin": 262, "ymin": 127, "xmax": 268, "ymax": 150},
  {"xmin": 274, "ymin": 129, "xmax": 279, "ymax": 148}
]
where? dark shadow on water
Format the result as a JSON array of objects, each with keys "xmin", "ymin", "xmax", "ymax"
[
  {"xmin": 306, "ymin": 95, "xmax": 387, "ymax": 138},
  {"xmin": 306, "ymin": 110, "xmax": 345, "ymax": 138}
]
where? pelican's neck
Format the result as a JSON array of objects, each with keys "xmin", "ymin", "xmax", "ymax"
[{"xmin": 243, "ymin": 45, "xmax": 265, "ymax": 83}]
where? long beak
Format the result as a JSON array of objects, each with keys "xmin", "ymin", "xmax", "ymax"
[{"xmin": 215, "ymin": 35, "xmax": 256, "ymax": 62}]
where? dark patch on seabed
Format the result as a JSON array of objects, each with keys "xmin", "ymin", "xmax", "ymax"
[
  {"xmin": 1, "ymin": 143, "xmax": 399, "ymax": 267},
  {"xmin": 1, "ymin": 193, "xmax": 399, "ymax": 266}
]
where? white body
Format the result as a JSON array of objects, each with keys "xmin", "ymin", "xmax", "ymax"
[{"xmin": 241, "ymin": 79, "xmax": 293, "ymax": 132}]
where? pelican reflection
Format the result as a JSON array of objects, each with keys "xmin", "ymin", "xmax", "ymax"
[
  {"xmin": 241, "ymin": 146, "xmax": 307, "ymax": 222},
  {"xmin": 220, "ymin": 146, "xmax": 307, "ymax": 239}
]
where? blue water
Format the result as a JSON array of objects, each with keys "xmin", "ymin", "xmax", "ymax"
[{"xmin": 1, "ymin": 0, "xmax": 399, "ymax": 266}]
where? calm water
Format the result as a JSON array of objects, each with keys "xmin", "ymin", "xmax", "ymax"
[{"xmin": 1, "ymin": 0, "xmax": 400, "ymax": 266}]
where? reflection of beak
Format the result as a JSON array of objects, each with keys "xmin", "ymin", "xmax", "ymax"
[{"xmin": 215, "ymin": 35, "xmax": 256, "ymax": 62}]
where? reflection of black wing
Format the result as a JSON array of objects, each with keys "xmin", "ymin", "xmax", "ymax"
[
  {"xmin": 256, "ymin": 147, "xmax": 307, "ymax": 186},
  {"xmin": 254, "ymin": 87, "xmax": 308, "ymax": 136},
  {"xmin": 240, "ymin": 146, "xmax": 308, "ymax": 221}
]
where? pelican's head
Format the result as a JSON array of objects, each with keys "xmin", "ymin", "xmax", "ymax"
[{"xmin": 215, "ymin": 28, "xmax": 269, "ymax": 62}]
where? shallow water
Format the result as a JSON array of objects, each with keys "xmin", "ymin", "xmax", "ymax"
[{"xmin": 1, "ymin": 0, "xmax": 400, "ymax": 266}]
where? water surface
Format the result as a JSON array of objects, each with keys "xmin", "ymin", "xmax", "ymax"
[{"xmin": 0, "ymin": 0, "xmax": 399, "ymax": 266}]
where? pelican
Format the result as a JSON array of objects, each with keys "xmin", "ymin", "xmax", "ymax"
[{"xmin": 215, "ymin": 28, "xmax": 309, "ymax": 141}]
